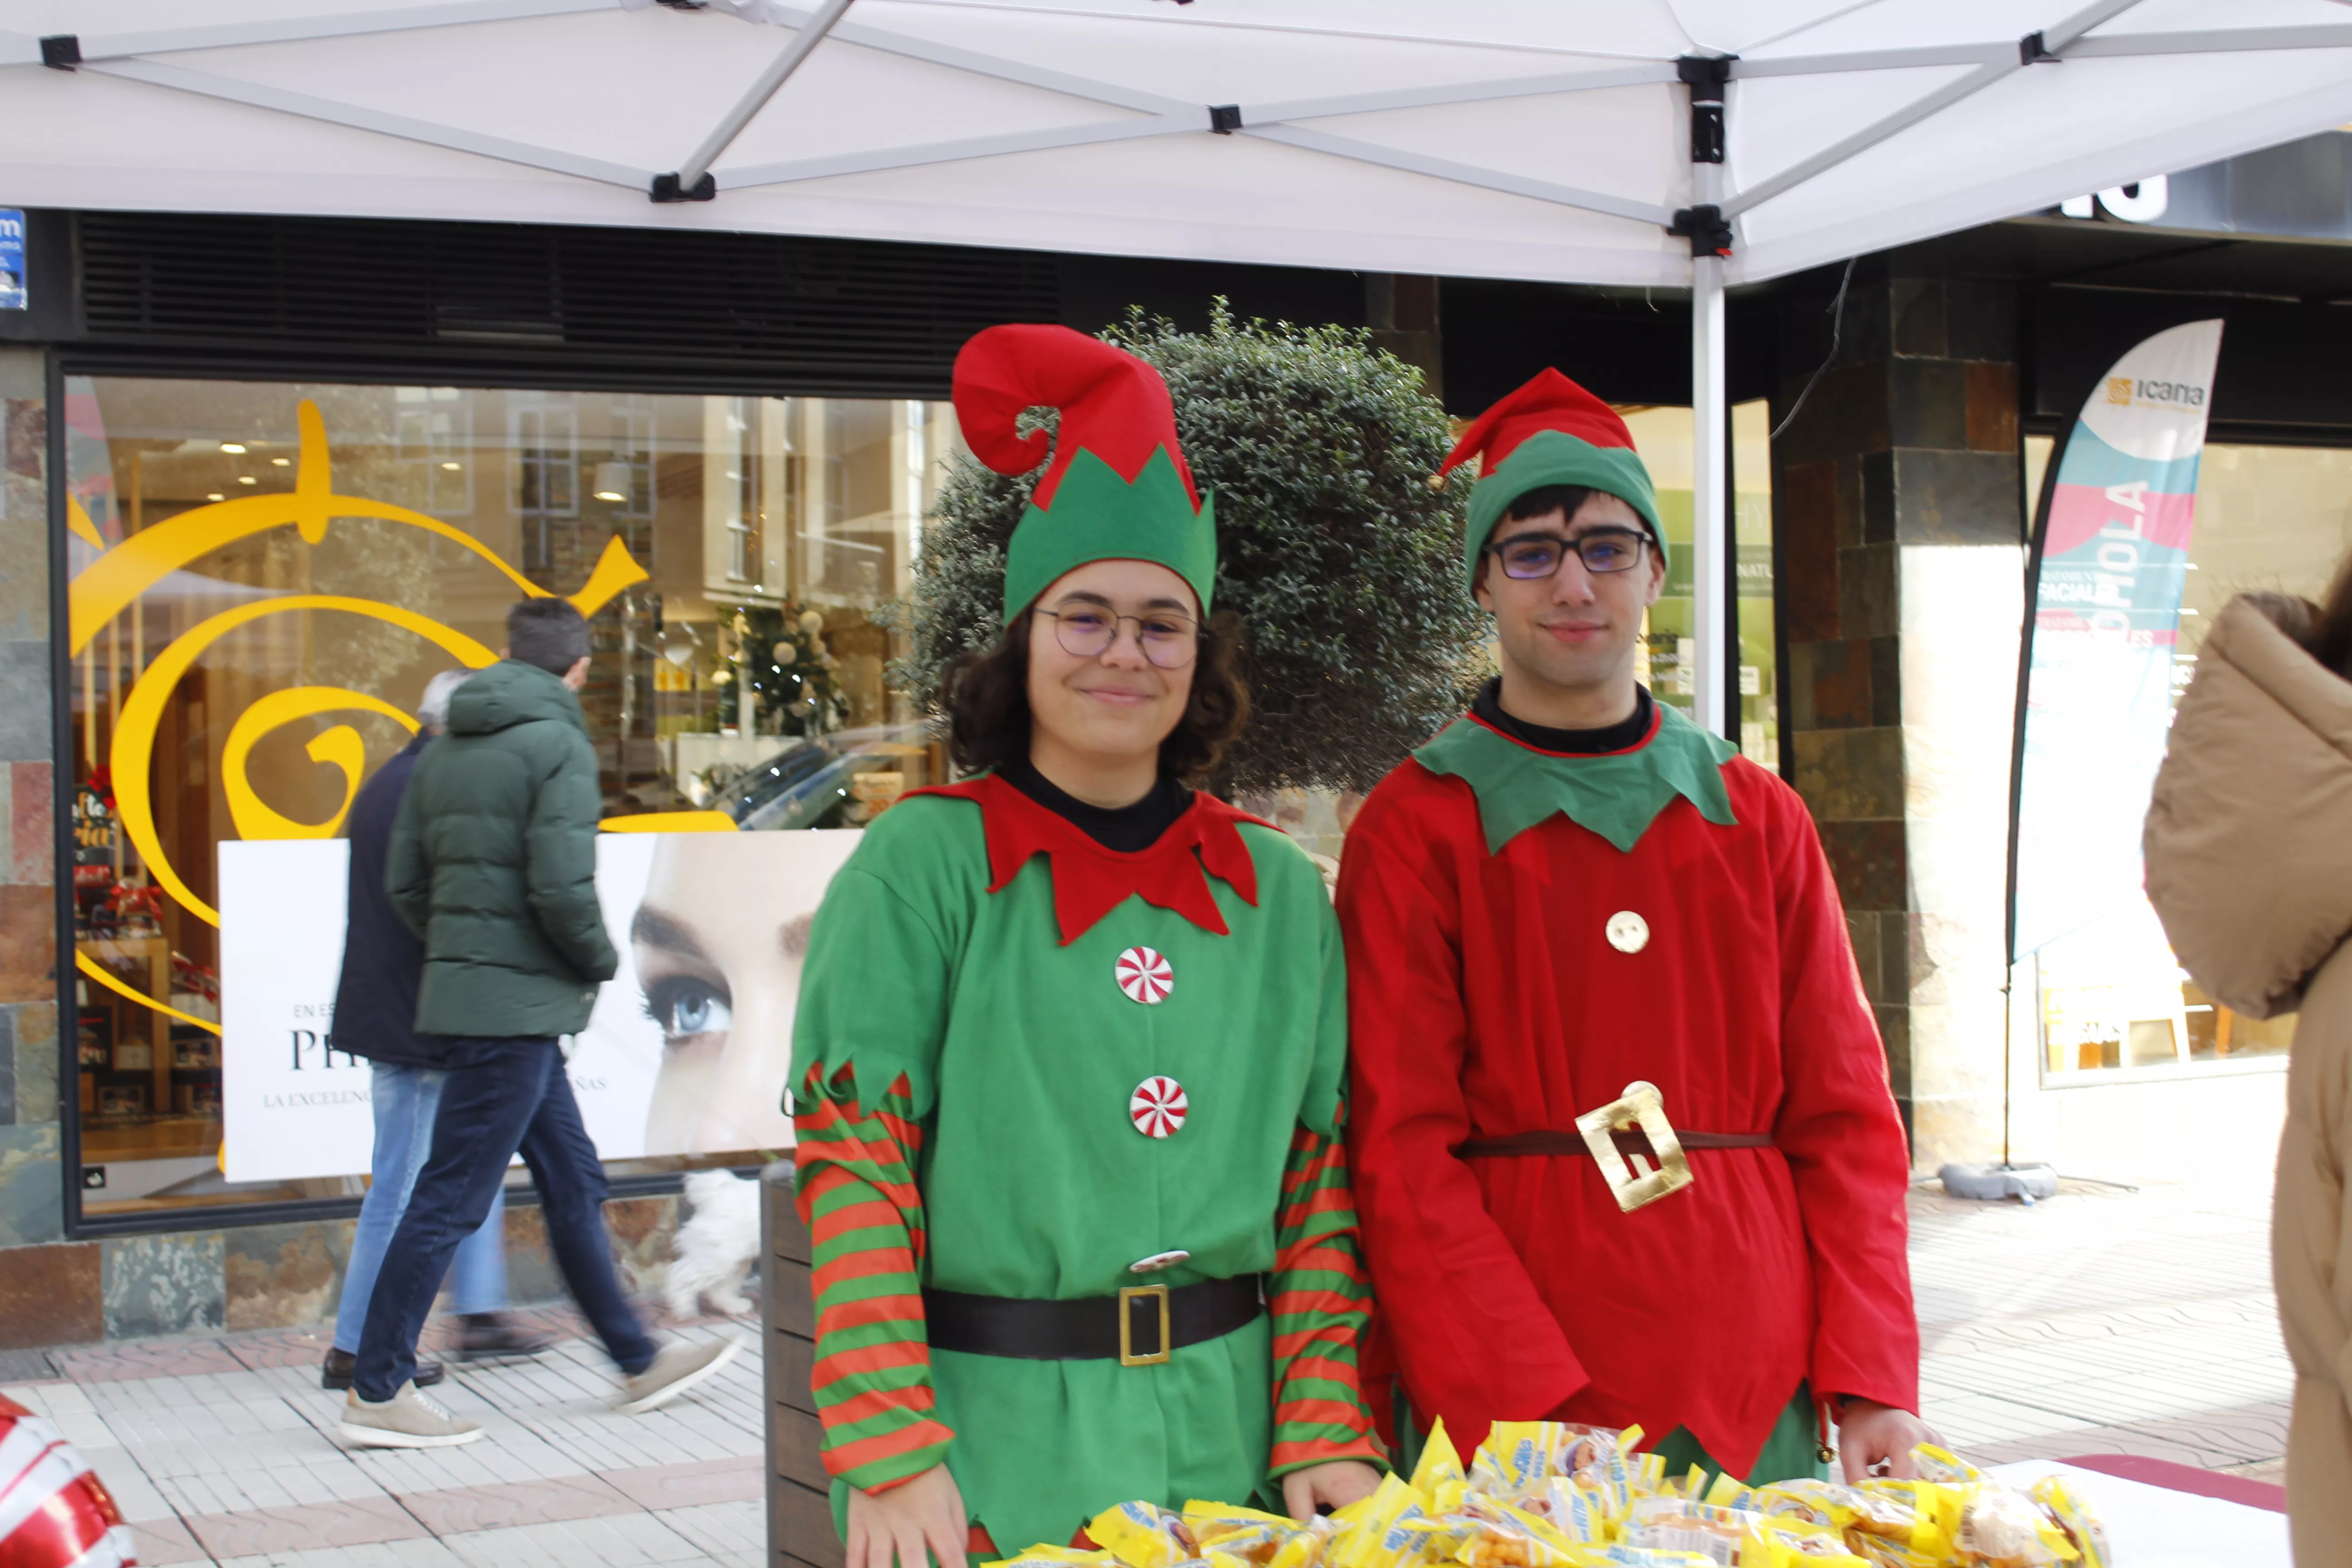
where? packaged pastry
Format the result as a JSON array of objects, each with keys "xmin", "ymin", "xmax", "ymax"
[
  {"xmin": 1090, "ymin": 1502, "xmax": 1197, "ymax": 1568},
  {"xmin": 1411, "ymin": 1418, "xmax": 1472, "ymax": 1517},
  {"xmin": 986, "ymin": 1549, "xmax": 1119, "ymax": 1568},
  {"xmin": 2024, "ymin": 1476, "xmax": 2111, "ymax": 1568},
  {"xmin": 1907, "ymin": 1450, "xmax": 1980, "ymax": 1487},
  {"xmin": 1327, "ymin": 1472, "xmax": 1428, "ymax": 1568},
  {"xmin": 1736, "ymin": 1520, "xmax": 1871, "ymax": 1568},
  {"xmin": 1474, "ymin": 1422, "xmax": 1573, "ymax": 1498},
  {"xmin": 1182, "ymin": 1502, "xmax": 1308, "ymax": 1567},
  {"xmin": 1622, "ymin": 1498, "xmax": 1763, "ymax": 1564},
  {"xmin": 1952, "ymin": 1485, "xmax": 2078, "ymax": 1568},
  {"xmin": 1750, "ymin": 1480, "xmax": 1916, "ymax": 1541},
  {"xmin": 1509, "ymin": 1476, "xmax": 1612, "ymax": 1545}
]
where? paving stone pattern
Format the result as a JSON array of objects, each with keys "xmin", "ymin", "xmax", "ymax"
[{"xmin": 0, "ymin": 1178, "xmax": 2293, "ymax": 1566}]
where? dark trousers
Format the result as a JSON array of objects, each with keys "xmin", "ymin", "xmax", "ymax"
[{"xmin": 353, "ymin": 1036, "xmax": 658, "ymax": 1402}]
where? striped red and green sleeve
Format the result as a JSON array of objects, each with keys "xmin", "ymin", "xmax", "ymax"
[
  {"xmin": 1268, "ymin": 1116, "xmax": 1385, "ymax": 1476},
  {"xmin": 793, "ymin": 1064, "xmax": 954, "ymax": 1494}
]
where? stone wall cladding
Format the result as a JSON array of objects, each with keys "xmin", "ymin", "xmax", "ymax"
[{"xmin": 1770, "ymin": 266, "xmax": 2024, "ymax": 1151}]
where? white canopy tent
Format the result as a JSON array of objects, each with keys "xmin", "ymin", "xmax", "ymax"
[{"xmin": 5, "ymin": 0, "xmax": 2351, "ymax": 731}]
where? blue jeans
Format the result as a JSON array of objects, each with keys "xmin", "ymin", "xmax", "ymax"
[
  {"xmin": 332, "ymin": 1063, "xmax": 508, "ymax": 1355},
  {"xmin": 354, "ymin": 1037, "xmax": 657, "ymax": 1401}
]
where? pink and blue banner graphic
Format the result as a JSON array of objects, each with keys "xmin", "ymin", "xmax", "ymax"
[{"xmin": 2013, "ymin": 319, "xmax": 2222, "ymax": 981}]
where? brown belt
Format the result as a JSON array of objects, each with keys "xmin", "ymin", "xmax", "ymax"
[{"xmin": 1454, "ymin": 1128, "xmax": 1774, "ymax": 1160}]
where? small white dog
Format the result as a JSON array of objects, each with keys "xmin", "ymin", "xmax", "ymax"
[{"xmin": 666, "ymin": 1169, "xmax": 763, "ymax": 1321}]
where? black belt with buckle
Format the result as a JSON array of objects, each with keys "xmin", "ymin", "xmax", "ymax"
[{"xmin": 922, "ymin": 1275, "xmax": 1264, "ymax": 1368}]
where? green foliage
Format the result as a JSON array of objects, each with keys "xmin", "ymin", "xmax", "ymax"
[{"xmin": 898, "ymin": 304, "xmax": 1489, "ymax": 795}]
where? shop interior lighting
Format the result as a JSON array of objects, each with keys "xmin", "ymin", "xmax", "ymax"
[
  {"xmin": 237, "ymin": 475, "xmax": 256, "ymax": 485},
  {"xmin": 206, "ymin": 493, "xmax": 224, "ymax": 501},
  {"xmin": 592, "ymin": 460, "xmax": 631, "ymax": 502},
  {"xmin": 441, "ymin": 461, "xmax": 462, "ymax": 470},
  {"xmin": 219, "ymin": 442, "xmax": 246, "ymax": 454},
  {"xmin": 271, "ymin": 457, "xmax": 290, "ymax": 466}
]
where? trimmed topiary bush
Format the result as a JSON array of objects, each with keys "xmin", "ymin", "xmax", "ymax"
[{"xmin": 896, "ymin": 304, "xmax": 1489, "ymax": 795}]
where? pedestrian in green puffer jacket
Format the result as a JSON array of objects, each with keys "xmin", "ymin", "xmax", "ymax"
[
  {"xmin": 387, "ymin": 645, "xmax": 617, "ymax": 1035},
  {"xmin": 341, "ymin": 599, "xmax": 740, "ymax": 1453}
]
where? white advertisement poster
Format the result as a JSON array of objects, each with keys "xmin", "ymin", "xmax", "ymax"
[{"xmin": 220, "ymin": 830, "xmax": 862, "ymax": 1183}]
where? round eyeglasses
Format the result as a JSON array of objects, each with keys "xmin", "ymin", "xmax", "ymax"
[
  {"xmin": 1485, "ymin": 529, "xmax": 1650, "ymax": 580},
  {"xmin": 1037, "ymin": 605, "xmax": 1200, "ymax": 670}
]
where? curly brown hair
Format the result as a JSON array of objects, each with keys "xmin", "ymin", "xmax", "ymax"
[{"xmin": 943, "ymin": 609, "xmax": 1251, "ymax": 786}]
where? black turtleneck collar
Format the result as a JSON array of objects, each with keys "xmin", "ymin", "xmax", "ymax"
[
  {"xmin": 997, "ymin": 756, "xmax": 1193, "ymax": 853},
  {"xmin": 1470, "ymin": 677, "xmax": 1655, "ymax": 756}
]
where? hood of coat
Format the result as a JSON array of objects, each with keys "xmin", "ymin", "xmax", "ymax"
[
  {"xmin": 2144, "ymin": 593, "xmax": 2352, "ymax": 1019},
  {"xmin": 445, "ymin": 659, "xmax": 586, "ymax": 738}
]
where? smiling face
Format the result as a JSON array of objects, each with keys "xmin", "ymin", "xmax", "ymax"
[
  {"xmin": 1474, "ymin": 490, "xmax": 1665, "ymax": 708},
  {"xmin": 1024, "ymin": 557, "xmax": 1200, "ymax": 773},
  {"xmin": 632, "ymin": 835, "xmax": 815, "ymax": 1156}
]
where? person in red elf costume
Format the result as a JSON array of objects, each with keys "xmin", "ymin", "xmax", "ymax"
[{"xmin": 1338, "ymin": 368, "xmax": 1935, "ymax": 1486}]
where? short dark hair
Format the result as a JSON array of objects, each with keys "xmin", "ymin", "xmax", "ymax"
[
  {"xmin": 943, "ymin": 609, "xmax": 1250, "ymax": 785},
  {"xmin": 507, "ymin": 598, "xmax": 590, "ymax": 676},
  {"xmin": 1502, "ymin": 484, "xmax": 1598, "ymax": 527}
]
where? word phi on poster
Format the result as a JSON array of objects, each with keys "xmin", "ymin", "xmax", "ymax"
[{"xmin": 218, "ymin": 830, "xmax": 861, "ymax": 1183}]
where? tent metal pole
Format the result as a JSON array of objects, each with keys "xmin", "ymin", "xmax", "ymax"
[
  {"xmin": 1690, "ymin": 243, "xmax": 1729, "ymax": 740},
  {"xmin": 670, "ymin": 0, "xmax": 854, "ymax": 196}
]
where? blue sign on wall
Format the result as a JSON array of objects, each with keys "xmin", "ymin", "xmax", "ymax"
[{"xmin": 0, "ymin": 210, "xmax": 24, "ymax": 310}]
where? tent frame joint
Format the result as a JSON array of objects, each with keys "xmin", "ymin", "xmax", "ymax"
[
  {"xmin": 2019, "ymin": 30, "xmax": 2061, "ymax": 65},
  {"xmin": 1670, "ymin": 206, "xmax": 1733, "ymax": 258},
  {"xmin": 39, "ymin": 34, "xmax": 79, "ymax": 69},
  {"xmin": 651, "ymin": 171, "xmax": 718, "ymax": 202},
  {"xmin": 1208, "ymin": 104, "xmax": 1242, "ymax": 135}
]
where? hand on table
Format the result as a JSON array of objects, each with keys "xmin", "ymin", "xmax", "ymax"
[
  {"xmin": 848, "ymin": 1463, "xmax": 969, "ymax": 1568},
  {"xmin": 1834, "ymin": 1399, "xmax": 1942, "ymax": 1484},
  {"xmin": 1282, "ymin": 1460, "xmax": 1384, "ymax": 1521}
]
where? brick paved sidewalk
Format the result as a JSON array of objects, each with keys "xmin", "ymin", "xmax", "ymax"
[
  {"xmin": 1910, "ymin": 1172, "xmax": 2290, "ymax": 1482},
  {"xmin": 0, "ymin": 1176, "xmax": 2290, "ymax": 1566},
  {"xmin": 1, "ymin": 1309, "xmax": 762, "ymax": 1568}
]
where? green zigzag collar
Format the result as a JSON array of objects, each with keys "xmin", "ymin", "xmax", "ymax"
[{"xmin": 1412, "ymin": 700, "xmax": 1740, "ymax": 855}]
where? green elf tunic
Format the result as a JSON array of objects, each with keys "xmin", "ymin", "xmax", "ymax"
[{"xmin": 790, "ymin": 771, "xmax": 1382, "ymax": 1554}]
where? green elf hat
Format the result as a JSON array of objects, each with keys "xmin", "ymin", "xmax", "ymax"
[
  {"xmin": 1439, "ymin": 367, "xmax": 1666, "ymax": 596},
  {"xmin": 953, "ymin": 323, "xmax": 1216, "ymax": 621}
]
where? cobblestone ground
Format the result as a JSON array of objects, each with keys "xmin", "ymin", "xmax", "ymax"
[{"xmin": 0, "ymin": 1176, "xmax": 2288, "ymax": 1566}]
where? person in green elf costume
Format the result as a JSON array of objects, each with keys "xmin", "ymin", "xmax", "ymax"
[
  {"xmin": 1338, "ymin": 368, "xmax": 1934, "ymax": 1489},
  {"xmin": 790, "ymin": 324, "xmax": 1384, "ymax": 1568}
]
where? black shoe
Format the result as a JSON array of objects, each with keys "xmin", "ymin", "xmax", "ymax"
[
  {"xmin": 321, "ymin": 1348, "xmax": 443, "ymax": 1391},
  {"xmin": 449, "ymin": 1312, "xmax": 556, "ymax": 1363}
]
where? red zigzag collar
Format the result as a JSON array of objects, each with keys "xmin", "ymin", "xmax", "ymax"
[{"xmin": 907, "ymin": 772, "xmax": 1268, "ymax": 945}]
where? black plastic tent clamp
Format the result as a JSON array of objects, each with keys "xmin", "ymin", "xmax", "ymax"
[
  {"xmin": 650, "ymin": 172, "xmax": 719, "ymax": 203},
  {"xmin": 1208, "ymin": 104, "xmax": 1243, "ymax": 135},
  {"xmin": 1669, "ymin": 205, "xmax": 1734, "ymax": 258},
  {"xmin": 39, "ymin": 34, "xmax": 79, "ymax": 69}
]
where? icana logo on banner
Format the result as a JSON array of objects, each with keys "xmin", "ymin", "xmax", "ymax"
[{"xmin": 2009, "ymin": 318, "xmax": 2224, "ymax": 1075}]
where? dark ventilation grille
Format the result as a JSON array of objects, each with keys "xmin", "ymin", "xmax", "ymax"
[{"xmin": 74, "ymin": 211, "xmax": 1061, "ymax": 396}]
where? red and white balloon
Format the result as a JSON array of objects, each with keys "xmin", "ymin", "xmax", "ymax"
[
  {"xmin": 1129, "ymin": 1076, "xmax": 1188, "ymax": 1139},
  {"xmin": 1114, "ymin": 946, "xmax": 1174, "ymax": 1005},
  {"xmin": 0, "ymin": 1393, "xmax": 136, "ymax": 1567}
]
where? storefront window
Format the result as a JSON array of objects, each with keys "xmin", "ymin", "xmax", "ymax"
[
  {"xmin": 64, "ymin": 377, "xmax": 957, "ymax": 1215},
  {"xmin": 2026, "ymin": 432, "xmax": 2352, "ymax": 1077},
  {"xmin": 1617, "ymin": 402, "xmax": 1778, "ymax": 767}
]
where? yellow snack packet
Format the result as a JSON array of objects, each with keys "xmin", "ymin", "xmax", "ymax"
[
  {"xmin": 2025, "ymin": 1475, "xmax": 2112, "ymax": 1568},
  {"xmin": 985, "ymin": 1549, "xmax": 1118, "ymax": 1568},
  {"xmin": 1907, "ymin": 1447, "xmax": 1979, "ymax": 1486},
  {"xmin": 1855, "ymin": 1480, "xmax": 1957, "ymax": 1558},
  {"xmin": 1184, "ymin": 1503, "xmax": 1305, "ymax": 1566},
  {"xmin": 1578, "ymin": 1548, "xmax": 1716, "ymax": 1566},
  {"xmin": 1751, "ymin": 1480, "xmax": 1913, "ymax": 1540},
  {"xmin": 1735, "ymin": 1519, "xmax": 1868, "ymax": 1568},
  {"xmin": 1505, "ymin": 1477, "xmax": 1612, "ymax": 1545},
  {"xmin": 1954, "ymin": 1485, "xmax": 2078, "ymax": 1567},
  {"xmin": 1704, "ymin": 1473, "xmax": 1752, "ymax": 1510},
  {"xmin": 1090, "ymin": 1503, "xmax": 1195, "ymax": 1568},
  {"xmin": 1474, "ymin": 1422, "xmax": 1570, "ymax": 1497},
  {"xmin": 1329, "ymin": 1472, "xmax": 1429, "ymax": 1568},
  {"xmin": 1623, "ymin": 1497, "xmax": 1763, "ymax": 1561},
  {"xmin": 1411, "ymin": 1418, "xmax": 1471, "ymax": 1516}
]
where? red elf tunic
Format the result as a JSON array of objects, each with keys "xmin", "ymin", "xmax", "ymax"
[{"xmin": 1337, "ymin": 697, "xmax": 1918, "ymax": 1478}]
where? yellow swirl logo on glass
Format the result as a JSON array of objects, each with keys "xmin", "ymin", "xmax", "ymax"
[{"xmin": 72, "ymin": 398, "xmax": 651, "ymax": 935}]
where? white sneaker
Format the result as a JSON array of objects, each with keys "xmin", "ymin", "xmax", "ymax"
[
  {"xmin": 614, "ymin": 1337, "xmax": 742, "ymax": 1415},
  {"xmin": 337, "ymin": 1380, "xmax": 484, "ymax": 1448}
]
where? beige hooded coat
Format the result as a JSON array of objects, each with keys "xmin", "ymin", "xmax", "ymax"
[{"xmin": 2145, "ymin": 594, "xmax": 2352, "ymax": 1561}]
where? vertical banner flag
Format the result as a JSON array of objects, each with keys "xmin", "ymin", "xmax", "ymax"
[{"xmin": 2012, "ymin": 320, "xmax": 2223, "ymax": 1070}]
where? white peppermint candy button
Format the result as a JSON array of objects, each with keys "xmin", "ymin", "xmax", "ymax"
[
  {"xmin": 1115, "ymin": 946, "xmax": 1174, "ymax": 1004},
  {"xmin": 1130, "ymin": 1075, "xmax": 1188, "ymax": 1138},
  {"xmin": 1605, "ymin": 911, "xmax": 1650, "ymax": 954}
]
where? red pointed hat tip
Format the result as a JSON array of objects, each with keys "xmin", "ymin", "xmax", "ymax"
[
  {"xmin": 1440, "ymin": 367, "xmax": 1634, "ymax": 479},
  {"xmin": 951, "ymin": 323, "xmax": 1199, "ymax": 510}
]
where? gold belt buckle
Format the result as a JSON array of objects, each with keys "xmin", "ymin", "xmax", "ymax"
[
  {"xmin": 1575, "ymin": 1079, "xmax": 1694, "ymax": 1213},
  {"xmin": 1118, "ymin": 1284, "xmax": 1172, "ymax": 1366}
]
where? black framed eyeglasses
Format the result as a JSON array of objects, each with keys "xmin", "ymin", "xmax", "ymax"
[
  {"xmin": 1037, "ymin": 605, "xmax": 1201, "ymax": 670},
  {"xmin": 1484, "ymin": 528, "xmax": 1650, "ymax": 580}
]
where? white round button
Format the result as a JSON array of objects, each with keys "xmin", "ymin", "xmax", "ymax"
[
  {"xmin": 1605, "ymin": 911, "xmax": 1650, "ymax": 954},
  {"xmin": 1130, "ymin": 1076, "xmax": 1188, "ymax": 1138},
  {"xmin": 1115, "ymin": 946, "xmax": 1173, "ymax": 1004}
]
